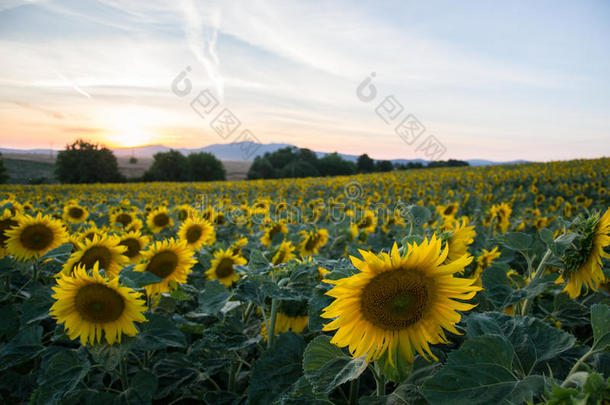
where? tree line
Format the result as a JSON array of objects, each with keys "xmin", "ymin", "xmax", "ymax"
[
  {"xmin": 0, "ymin": 140, "xmax": 468, "ymax": 184},
  {"xmin": 53, "ymin": 139, "xmax": 225, "ymax": 184},
  {"xmin": 247, "ymin": 146, "xmax": 468, "ymax": 179}
]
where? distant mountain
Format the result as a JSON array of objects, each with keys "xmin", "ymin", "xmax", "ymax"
[
  {"xmin": 1, "ymin": 143, "xmax": 529, "ymax": 167},
  {"xmin": 0, "ymin": 148, "xmax": 58, "ymax": 155}
]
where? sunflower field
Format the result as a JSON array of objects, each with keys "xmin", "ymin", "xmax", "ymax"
[{"xmin": 0, "ymin": 157, "xmax": 609, "ymax": 404}]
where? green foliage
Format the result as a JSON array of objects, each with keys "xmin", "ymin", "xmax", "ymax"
[
  {"xmin": 422, "ymin": 335, "xmax": 546, "ymax": 405},
  {"xmin": 142, "ymin": 149, "xmax": 188, "ymax": 181},
  {"xmin": 591, "ymin": 304, "xmax": 610, "ymax": 352},
  {"xmin": 426, "ymin": 159, "xmax": 469, "ymax": 168},
  {"xmin": 143, "ymin": 150, "xmax": 226, "ymax": 181},
  {"xmin": 357, "ymin": 154, "xmax": 375, "ymax": 173},
  {"xmin": 186, "ymin": 151, "xmax": 226, "ymax": 181},
  {"xmin": 55, "ymin": 139, "xmax": 125, "ymax": 183},
  {"xmin": 374, "ymin": 160, "xmax": 393, "ymax": 172},
  {"xmin": 0, "ymin": 153, "xmax": 8, "ymax": 184},
  {"xmin": 248, "ymin": 332, "xmax": 306, "ymax": 404},
  {"xmin": 546, "ymin": 372, "xmax": 610, "ymax": 404},
  {"xmin": 303, "ymin": 335, "xmax": 368, "ymax": 393}
]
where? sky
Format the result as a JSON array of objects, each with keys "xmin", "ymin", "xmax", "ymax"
[{"xmin": 0, "ymin": 0, "xmax": 609, "ymax": 161}]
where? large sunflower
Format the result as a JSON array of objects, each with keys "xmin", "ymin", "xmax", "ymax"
[
  {"xmin": 50, "ymin": 262, "xmax": 147, "ymax": 345},
  {"xmin": 177, "ymin": 217, "xmax": 215, "ymax": 250},
  {"xmin": 5, "ymin": 213, "xmax": 68, "ymax": 261},
  {"xmin": 206, "ymin": 248, "xmax": 247, "ymax": 287},
  {"xmin": 321, "ymin": 235, "xmax": 479, "ymax": 363},
  {"xmin": 118, "ymin": 231, "xmax": 150, "ymax": 264},
  {"xmin": 135, "ymin": 239, "xmax": 196, "ymax": 296},
  {"xmin": 560, "ymin": 209, "xmax": 610, "ymax": 298},
  {"xmin": 62, "ymin": 234, "xmax": 128, "ymax": 277},
  {"xmin": 146, "ymin": 207, "xmax": 173, "ymax": 233},
  {"xmin": 62, "ymin": 202, "xmax": 89, "ymax": 224}
]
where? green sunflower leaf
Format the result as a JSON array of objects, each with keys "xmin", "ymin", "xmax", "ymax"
[
  {"xmin": 496, "ymin": 232, "xmax": 534, "ymax": 252},
  {"xmin": 119, "ymin": 267, "xmax": 162, "ymax": 288},
  {"xmin": 197, "ymin": 280, "xmax": 232, "ymax": 316},
  {"xmin": 248, "ymin": 332, "xmax": 305, "ymax": 404},
  {"xmin": 591, "ymin": 303, "xmax": 610, "ymax": 352},
  {"xmin": 302, "ymin": 335, "xmax": 368, "ymax": 393},
  {"xmin": 421, "ymin": 335, "xmax": 546, "ymax": 405},
  {"xmin": 467, "ymin": 312, "xmax": 575, "ymax": 376}
]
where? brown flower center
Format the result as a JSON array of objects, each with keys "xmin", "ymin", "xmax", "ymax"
[
  {"xmin": 20, "ymin": 224, "xmax": 54, "ymax": 251},
  {"xmin": 185, "ymin": 225, "xmax": 203, "ymax": 244},
  {"xmin": 116, "ymin": 213, "xmax": 133, "ymax": 226},
  {"xmin": 146, "ymin": 250, "xmax": 178, "ymax": 279},
  {"xmin": 153, "ymin": 213, "xmax": 170, "ymax": 228},
  {"xmin": 68, "ymin": 207, "xmax": 85, "ymax": 219},
  {"xmin": 360, "ymin": 269, "xmax": 431, "ymax": 330},
  {"xmin": 78, "ymin": 246, "xmax": 113, "ymax": 270},
  {"xmin": 119, "ymin": 238, "xmax": 141, "ymax": 258},
  {"xmin": 216, "ymin": 257, "xmax": 235, "ymax": 278},
  {"xmin": 75, "ymin": 283, "xmax": 125, "ymax": 323}
]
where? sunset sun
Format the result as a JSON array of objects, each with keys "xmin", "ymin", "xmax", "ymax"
[{"xmin": 106, "ymin": 107, "xmax": 156, "ymax": 148}]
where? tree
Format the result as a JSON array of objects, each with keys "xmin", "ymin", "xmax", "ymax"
[
  {"xmin": 142, "ymin": 150, "xmax": 188, "ymax": 181},
  {"xmin": 279, "ymin": 160, "xmax": 319, "ymax": 178},
  {"xmin": 187, "ymin": 152, "xmax": 226, "ymax": 181},
  {"xmin": 427, "ymin": 159, "xmax": 469, "ymax": 168},
  {"xmin": 357, "ymin": 154, "xmax": 375, "ymax": 173},
  {"xmin": 266, "ymin": 147, "xmax": 298, "ymax": 169},
  {"xmin": 0, "ymin": 153, "xmax": 8, "ymax": 184},
  {"xmin": 375, "ymin": 160, "xmax": 394, "ymax": 172},
  {"xmin": 247, "ymin": 157, "xmax": 275, "ymax": 179},
  {"xmin": 55, "ymin": 139, "xmax": 124, "ymax": 184},
  {"xmin": 317, "ymin": 153, "xmax": 356, "ymax": 176}
]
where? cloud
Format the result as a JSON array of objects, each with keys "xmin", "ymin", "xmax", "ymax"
[{"xmin": 11, "ymin": 101, "xmax": 65, "ymax": 119}]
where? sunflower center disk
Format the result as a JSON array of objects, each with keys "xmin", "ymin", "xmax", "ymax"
[
  {"xmin": 119, "ymin": 238, "xmax": 140, "ymax": 258},
  {"xmin": 68, "ymin": 207, "xmax": 84, "ymax": 219},
  {"xmin": 20, "ymin": 224, "xmax": 54, "ymax": 250},
  {"xmin": 305, "ymin": 236, "xmax": 318, "ymax": 251},
  {"xmin": 116, "ymin": 213, "xmax": 132, "ymax": 226},
  {"xmin": 79, "ymin": 246, "xmax": 112, "ymax": 270},
  {"xmin": 360, "ymin": 269, "xmax": 430, "ymax": 330},
  {"xmin": 186, "ymin": 226, "xmax": 203, "ymax": 243},
  {"xmin": 74, "ymin": 284, "xmax": 125, "ymax": 323},
  {"xmin": 153, "ymin": 214, "xmax": 170, "ymax": 227},
  {"xmin": 147, "ymin": 251, "xmax": 178, "ymax": 279},
  {"xmin": 216, "ymin": 258, "xmax": 235, "ymax": 278}
]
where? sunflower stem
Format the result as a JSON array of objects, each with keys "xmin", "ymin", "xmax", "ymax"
[
  {"xmin": 521, "ymin": 248, "xmax": 552, "ymax": 316},
  {"xmin": 119, "ymin": 355, "xmax": 128, "ymax": 391},
  {"xmin": 563, "ymin": 348, "xmax": 594, "ymax": 386},
  {"xmin": 228, "ymin": 360, "xmax": 239, "ymax": 392},
  {"xmin": 32, "ymin": 261, "xmax": 40, "ymax": 282},
  {"xmin": 242, "ymin": 302, "xmax": 254, "ymax": 323},
  {"xmin": 374, "ymin": 362, "xmax": 385, "ymax": 396},
  {"xmin": 267, "ymin": 298, "xmax": 279, "ymax": 348},
  {"xmin": 348, "ymin": 377, "xmax": 359, "ymax": 405}
]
